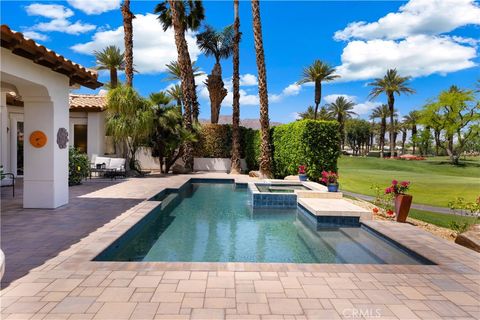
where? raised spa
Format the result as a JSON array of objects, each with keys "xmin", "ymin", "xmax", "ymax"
[{"xmin": 95, "ymin": 180, "xmax": 432, "ymax": 265}]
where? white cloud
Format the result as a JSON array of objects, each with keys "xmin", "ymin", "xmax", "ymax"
[
  {"xmin": 22, "ymin": 31, "xmax": 49, "ymax": 41},
  {"xmin": 34, "ymin": 19, "xmax": 96, "ymax": 35},
  {"xmin": 25, "ymin": 3, "xmax": 96, "ymax": 35},
  {"xmin": 334, "ymin": 0, "xmax": 480, "ymax": 41},
  {"xmin": 323, "ymin": 94, "xmax": 356, "ymax": 104},
  {"xmin": 239, "ymin": 74, "xmax": 258, "ymax": 86},
  {"xmin": 71, "ymin": 13, "xmax": 201, "ymax": 74},
  {"xmin": 26, "ymin": 3, "xmax": 74, "ymax": 19},
  {"xmin": 335, "ymin": 35, "xmax": 477, "ymax": 82},
  {"xmin": 67, "ymin": 0, "xmax": 121, "ymax": 15},
  {"xmin": 270, "ymin": 83, "xmax": 301, "ymax": 102}
]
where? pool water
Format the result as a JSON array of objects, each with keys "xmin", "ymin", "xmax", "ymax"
[{"xmin": 95, "ymin": 182, "xmax": 429, "ymax": 264}]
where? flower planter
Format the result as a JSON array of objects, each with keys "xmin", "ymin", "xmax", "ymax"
[
  {"xmin": 327, "ymin": 183, "xmax": 339, "ymax": 192},
  {"xmin": 395, "ymin": 194, "xmax": 412, "ymax": 223},
  {"xmin": 298, "ymin": 174, "xmax": 307, "ymax": 181}
]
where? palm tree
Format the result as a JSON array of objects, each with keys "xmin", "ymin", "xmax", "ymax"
[
  {"xmin": 251, "ymin": 0, "xmax": 272, "ymax": 178},
  {"xmin": 297, "ymin": 60, "xmax": 340, "ymax": 119},
  {"xmin": 370, "ymin": 104, "xmax": 391, "ymax": 158},
  {"xmin": 403, "ymin": 110, "xmax": 420, "ymax": 154},
  {"xmin": 155, "ymin": 0, "xmax": 205, "ymax": 171},
  {"xmin": 94, "ymin": 45, "xmax": 125, "ymax": 88},
  {"xmin": 399, "ymin": 121, "xmax": 408, "ymax": 154},
  {"xmin": 326, "ymin": 96, "xmax": 356, "ymax": 149},
  {"xmin": 121, "ymin": 0, "xmax": 134, "ymax": 87},
  {"xmin": 166, "ymin": 84, "xmax": 183, "ymax": 110},
  {"xmin": 368, "ymin": 69, "xmax": 415, "ymax": 157},
  {"xmin": 230, "ymin": 0, "xmax": 242, "ymax": 175},
  {"xmin": 196, "ymin": 25, "xmax": 234, "ymax": 123},
  {"xmin": 164, "ymin": 60, "xmax": 203, "ymax": 82}
]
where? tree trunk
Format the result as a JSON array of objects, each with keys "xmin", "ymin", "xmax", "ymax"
[
  {"xmin": 251, "ymin": 0, "xmax": 272, "ymax": 178},
  {"xmin": 412, "ymin": 125, "xmax": 417, "ymax": 155},
  {"xmin": 313, "ymin": 80, "xmax": 321, "ymax": 120},
  {"xmin": 401, "ymin": 130, "xmax": 406, "ymax": 154},
  {"xmin": 206, "ymin": 62, "xmax": 227, "ymax": 124},
  {"xmin": 338, "ymin": 114, "xmax": 344, "ymax": 150},
  {"xmin": 168, "ymin": 0, "xmax": 196, "ymax": 171},
  {"xmin": 380, "ymin": 118, "xmax": 386, "ymax": 158},
  {"xmin": 434, "ymin": 128, "xmax": 441, "ymax": 156},
  {"xmin": 121, "ymin": 0, "xmax": 134, "ymax": 87},
  {"xmin": 387, "ymin": 92, "xmax": 395, "ymax": 157},
  {"xmin": 230, "ymin": 0, "xmax": 242, "ymax": 175},
  {"xmin": 110, "ymin": 67, "xmax": 118, "ymax": 88}
]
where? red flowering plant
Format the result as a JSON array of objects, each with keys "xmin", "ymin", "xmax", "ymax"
[
  {"xmin": 298, "ymin": 165, "xmax": 306, "ymax": 175},
  {"xmin": 370, "ymin": 184, "xmax": 395, "ymax": 220},
  {"xmin": 321, "ymin": 171, "xmax": 338, "ymax": 185},
  {"xmin": 385, "ymin": 179, "xmax": 410, "ymax": 195}
]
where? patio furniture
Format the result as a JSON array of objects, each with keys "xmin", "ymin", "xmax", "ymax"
[
  {"xmin": 1, "ymin": 172, "xmax": 15, "ymax": 197},
  {"xmin": 90, "ymin": 156, "xmax": 126, "ymax": 180}
]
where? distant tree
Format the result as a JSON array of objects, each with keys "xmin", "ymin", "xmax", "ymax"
[
  {"xmin": 399, "ymin": 121, "xmax": 408, "ymax": 154},
  {"xmin": 94, "ymin": 45, "xmax": 125, "ymax": 88},
  {"xmin": 368, "ymin": 69, "xmax": 415, "ymax": 157},
  {"xmin": 403, "ymin": 110, "xmax": 420, "ymax": 154},
  {"xmin": 297, "ymin": 60, "xmax": 340, "ymax": 119},
  {"xmin": 196, "ymin": 25, "xmax": 234, "ymax": 123},
  {"xmin": 345, "ymin": 119, "xmax": 371, "ymax": 156},
  {"xmin": 326, "ymin": 96, "xmax": 356, "ymax": 149},
  {"xmin": 416, "ymin": 128, "xmax": 433, "ymax": 156},
  {"xmin": 370, "ymin": 104, "xmax": 394, "ymax": 158},
  {"xmin": 420, "ymin": 85, "xmax": 479, "ymax": 164}
]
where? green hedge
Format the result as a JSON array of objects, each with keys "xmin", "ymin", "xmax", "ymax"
[
  {"xmin": 194, "ymin": 124, "xmax": 260, "ymax": 170},
  {"xmin": 272, "ymin": 120, "xmax": 340, "ymax": 181}
]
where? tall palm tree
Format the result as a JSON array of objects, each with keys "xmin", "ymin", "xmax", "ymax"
[
  {"xmin": 155, "ymin": 0, "xmax": 205, "ymax": 171},
  {"xmin": 326, "ymin": 96, "xmax": 357, "ymax": 149},
  {"xmin": 368, "ymin": 69, "xmax": 415, "ymax": 157},
  {"xmin": 251, "ymin": 0, "xmax": 272, "ymax": 178},
  {"xmin": 121, "ymin": 0, "xmax": 134, "ymax": 87},
  {"xmin": 230, "ymin": 0, "xmax": 242, "ymax": 175},
  {"xmin": 94, "ymin": 45, "xmax": 125, "ymax": 88},
  {"xmin": 196, "ymin": 25, "xmax": 234, "ymax": 123},
  {"xmin": 164, "ymin": 60, "xmax": 203, "ymax": 82},
  {"xmin": 297, "ymin": 60, "xmax": 340, "ymax": 119},
  {"xmin": 399, "ymin": 121, "xmax": 408, "ymax": 154},
  {"xmin": 370, "ymin": 104, "xmax": 391, "ymax": 158},
  {"xmin": 403, "ymin": 110, "xmax": 420, "ymax": 154}
]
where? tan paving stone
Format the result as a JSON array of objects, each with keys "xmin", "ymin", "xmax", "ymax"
[
  {"xmin": 151, "ymin": 292, "xmax": 184, "ymax": 303},
  {"xmin": 130, "ymin": 302, "xmax": 159, "ymax": 319},
  {"xmin": 93, "ymin": 302, "xmax": 136, "ymax": 319},
  {"xmin": 156, "ymin": 302, "xmax": 181, "ymax": 314},
  {"xmin": 50, "ymin": 297, "xmax": 95, "ymax": 313},
  {"xmin": 130, "ymin": 276, "xmax": 162, "ymax": 288},
  {"xmin": 236, "ymin": 293, "xmax": 267, "ymax": 304},
  {"xmin": 302, "ymin": 285, "xmax": 336, "ymax": 299},
  {"xmin": 362, "ymin": 289, "xmax": 401, "ymax": 304},
  {"xmin": 204, "ymin": 297, "xmax": 236, "ymax": 309},
  {"xmin": 176, "ymin": 280, "xmax": 207, "ymax": 293},
  {"xmin": 163, "ymin": 272, "xmax": 190, "ymax": 280},
  {"xmin": 254, "ymin": 281, "xmax": 284, "ymax": 293},
  {"xmin": 236, "ymin": 273, "xmax": 261, "ymax": 281},
  {"xmin": 78, "ymin": 287, "xmax": 105, "ymax": 297},
  {"xmin": 208, "ymin": 277, "xmax": 235, "ymax": 289},
  {"xmin": 387, "ymin": 304, "xmax": 420, "ymax": 319},
  {"xmin": 3, "ymin": 283, "xmax": 49, "ymax": 297},
  {"xmin": 285, "ymin": 289, "xmax": 306, "ymax": 298},
  {"xmin": 41, "ymin": 292, "xmax": 69, "ymax": 302},
  {"xmin": 44, "ymin": 279, "xmax": 83, "ymax": 292},
  {"xmin": 4, "ymin": 302, "xmax": 48, "ymax": 314},
  {"xmin": 182, "ymin": 297, "xmax": 204, "ymax": 308},
  {"xmin": 96, "ymin": 287, "xmax": 134, "ymax": 302},
  {"xmin": 304, "ymin": 309, "xmax": 341, "ymax": 320},
  {"xmin": 268, "ymin": 298, "xmax": 302, "ymax": 315},
  {"xmin": 107, "ymin": 271, "xmax": 136, "ymax": 280},
  {"xmin": 191, "ymin": 308, "xmax": 225, "ymax": 320},
  {"xmin": 130, "ymin": 291, "xmax": 154, "ymax": 302},
  {"xmin": 247, "ymin": 303, "xmax": 270, "ymax": 315},
  {"xmin": 440, "ymin": 291, "xmax": 479, "ymax": 306}
]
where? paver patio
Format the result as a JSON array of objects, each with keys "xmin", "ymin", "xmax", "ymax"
[{"xmin": 1, "ymin": 173, "xmax": 479, "ymax": 319}]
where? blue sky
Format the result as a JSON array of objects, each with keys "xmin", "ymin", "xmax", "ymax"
[{"xmin": 2, "ymin": 0, "xmax": 479, "ymax": 122}]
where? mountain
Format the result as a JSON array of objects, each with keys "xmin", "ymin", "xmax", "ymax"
[{"xmin": 199, "ymin": 115, "xmax": 283, "ymax": 130}]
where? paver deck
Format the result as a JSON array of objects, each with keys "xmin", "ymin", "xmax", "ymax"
[{"xmin": 1, "ymin": 173, "xmax": 479, "ymax": 320}]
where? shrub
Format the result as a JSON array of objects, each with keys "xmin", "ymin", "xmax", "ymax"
[
  {"xmin": 69, "ymin": 147, "xmax": 90, "ymax": 186},
  {"xmin": 271, "ymin": 120, "xmax": 340, "ymax": 181},
  {"xmin": 243, "ymin": 128, "xmax": 261, "ymax": 170}
]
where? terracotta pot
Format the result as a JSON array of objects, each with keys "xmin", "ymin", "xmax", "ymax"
[{"xmin": 395, "ymin": 194, "xmax": 412, "ymax": 223}]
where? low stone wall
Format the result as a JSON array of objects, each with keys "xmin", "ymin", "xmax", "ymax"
[{"xmin": 194, "ymin": 158, "xmax": 247, "ymax": 172}]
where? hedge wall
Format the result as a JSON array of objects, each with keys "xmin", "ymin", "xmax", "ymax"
[
  {"xmin": 272, "ymin": 120, "xmax": 340, "ymax": 181},
  {"xmin": 194, "ymin": 124, "xmax": 260, "ymax": 170}
]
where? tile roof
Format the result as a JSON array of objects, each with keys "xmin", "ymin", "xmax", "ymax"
[
  {"xmin": 69, "ymin": 94, "xmax": 106, "ymax": 112},
  {"xmin": 1, "ymin": 25, "xmax": 102, "ymax": 89}
]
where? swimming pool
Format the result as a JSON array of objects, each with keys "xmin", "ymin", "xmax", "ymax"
[{"xmin": 95, "ymin": 181, "xmax": 431, "ymax": 265}]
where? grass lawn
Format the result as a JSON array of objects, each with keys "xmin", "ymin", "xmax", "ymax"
[
  {"xmin": 338, "ymin": 156, "xmax": 480, "ymax": 207},
  {"xmin": 408, "ymin": 209, "xmax": 479, "ymax": 230}
]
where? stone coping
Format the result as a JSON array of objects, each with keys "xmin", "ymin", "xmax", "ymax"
[{"xmin": 298, "ymin": 198, "xmax": 371, "ymax": 219}]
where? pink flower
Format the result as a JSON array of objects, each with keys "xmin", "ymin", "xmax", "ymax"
[
  {"xmin": 392, "ymin": 179, "xmax": 398, "ymax": 185},
  {"xmin": 401, "ymin": 181, "xmax": 409, "ymax": 187},
  {"xmin": 385, "ymin": 187, "xmax": 392, "ymax": 194}
]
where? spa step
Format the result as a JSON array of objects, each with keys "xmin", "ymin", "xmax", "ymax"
[{"xmin": 298, "ymin": 198, "xmax": 371, "ymax": 220}]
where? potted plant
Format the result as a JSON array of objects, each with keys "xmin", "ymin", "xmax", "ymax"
[
  {"xmin": 321, "ymin": 171, "xmax": 339, "ymax": 192},
  {"xmin": 385, "ymin": 180, "xmax": 412, "ymax": 223},
  {"xmin": 298, "ymin": 165, "xmax": 307, "ymax": 181}
]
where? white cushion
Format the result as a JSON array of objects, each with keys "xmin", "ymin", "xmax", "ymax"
[
  {"xmin": 108, "ymin": 158, "xmax": 126, "ymax": 170},
  {"xmin": 94, "ymin": 157, "xmax": 111, "ymax": 167},
  {"xmin": 1, "ymin": 178, "xmax": 13, "ymax": 186}
]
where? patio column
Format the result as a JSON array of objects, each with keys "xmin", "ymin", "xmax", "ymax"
[
  {"xmin": 23, "ymin": 93, "xmax": 69, "ymax": 208},
  {"xmin": 0, "ymin": 91, "xmax": 8, "ymax": 172}
]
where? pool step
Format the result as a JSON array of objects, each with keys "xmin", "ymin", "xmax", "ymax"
[
  {"xmin": 298, "ymin": 198, "xmax": 371, "ymax": 220},
  {"xmin": 295, "ymin": 191, "xmax": 343, "ymax": 199}
]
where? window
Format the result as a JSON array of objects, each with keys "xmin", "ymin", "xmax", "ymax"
[{"xmin": 74, "ymin": 124, "xmax": 88, "ymax": 153}]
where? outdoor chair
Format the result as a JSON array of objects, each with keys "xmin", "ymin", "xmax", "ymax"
[
  {"xmin": 1, "ymin": 172, "xmax": 15, "ymax": 197},
  {"xmin": 90, "ymin": 156, "xmax": 126, "ymax": 180}
]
